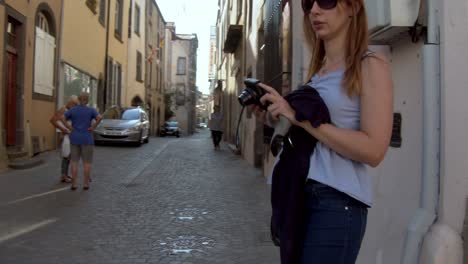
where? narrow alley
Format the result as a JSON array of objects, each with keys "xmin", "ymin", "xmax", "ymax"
[{"xmin": 0, "ymin": 130, "xmax": 279, "ymax": 264}]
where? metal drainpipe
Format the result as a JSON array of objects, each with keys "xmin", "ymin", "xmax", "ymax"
[
  {"xmin": 401, "ymin": 0, "xmax": 440, "ymax": 263},
  {"xmin": 57, "ymin": 0, "xmax": 64, "ymax": 105},
  {"xmin": 53, "ymin": 0, "xmax": 65, "ymax": 148}
]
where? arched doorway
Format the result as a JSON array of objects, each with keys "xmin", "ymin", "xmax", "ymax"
[
  {"xmin": 31, "ymin": 4, "xmax": 57, "ymax": 153},
  {"xmin": 131, "ymin": 95, "xmax": 144, "ymax": 107},
  {"xmin": 4, "ymin": 16, "xmax": 24, "ymax": 147}
]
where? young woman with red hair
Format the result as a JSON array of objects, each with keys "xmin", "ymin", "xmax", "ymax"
[{"xmin": 253, "ymin": 0, "xmax": 394, "ymax": 262}]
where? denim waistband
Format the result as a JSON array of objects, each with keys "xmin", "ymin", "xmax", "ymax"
[{"xmin": 305, "ymin": 179, "xmax": 369, "ymax": 208}]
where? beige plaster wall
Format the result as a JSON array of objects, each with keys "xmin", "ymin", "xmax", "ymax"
[{"xmin": 125, "ymin": 0, "xmax": 145, "ymax": 107}]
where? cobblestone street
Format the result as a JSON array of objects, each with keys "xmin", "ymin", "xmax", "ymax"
[{"xmin": 0, "ymin": 130, "xmax": 279, "ymax": 264}]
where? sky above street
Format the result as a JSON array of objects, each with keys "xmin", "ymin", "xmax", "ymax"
[{"xmin": 156, "ymin": 0, "xmax": 219, "ymax": 94}]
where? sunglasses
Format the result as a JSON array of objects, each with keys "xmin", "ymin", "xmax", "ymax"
[{"xmin": 302, "ymin": 0, "xmax": 338, "ymax": 13}]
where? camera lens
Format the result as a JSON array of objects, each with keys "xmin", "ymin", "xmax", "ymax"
[{"xmin": 238, "ymin": 88, "xmax": 256, "ymax": 106}]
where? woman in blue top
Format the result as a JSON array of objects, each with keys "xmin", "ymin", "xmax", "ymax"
[
  {"xmin": 253, "ymin": 0, "xmax": 394, "ymax": 263},
  {"xmin": 63, "ymin": 92, "xmax": 102, "ymax": 191}
]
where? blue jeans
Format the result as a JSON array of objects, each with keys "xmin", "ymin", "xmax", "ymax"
[{"xmin": 301, "ymin": 180, "xmax": 368, "ymax": 264}]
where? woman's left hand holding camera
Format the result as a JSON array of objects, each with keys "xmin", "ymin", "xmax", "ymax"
[{"xmin": 258, "ymin": 83, "xmax": 297, "ymax": 125}]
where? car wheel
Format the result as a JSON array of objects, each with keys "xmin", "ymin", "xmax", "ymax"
[{"xmin": 135, "ymin": 131, "xmax": 143, "ymax": 147}]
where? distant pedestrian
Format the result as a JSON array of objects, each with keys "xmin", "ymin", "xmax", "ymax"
[
  {"xmin": 208, "ymin": 105, "xmax": 223, "ymax": 150},
  {"xmin": 63, "ymin": 92, "xmax": 102, "ymax": 190},
  {"xmin": 49, "ymin": 95, "xmax": 79, "ymax": 183}
]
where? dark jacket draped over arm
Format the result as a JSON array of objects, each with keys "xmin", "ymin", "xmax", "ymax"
[{"xmin": 270, "ymin": 86, "xmax": 331, "ymax": 264}]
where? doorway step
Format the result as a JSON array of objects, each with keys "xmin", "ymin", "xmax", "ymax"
[{"xmin": 6, "ymin": 147, "xmax": 44, "ymax": 170}]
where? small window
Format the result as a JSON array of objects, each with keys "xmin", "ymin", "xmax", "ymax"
[
  {"xmin": 128, "ymin": 1, "xmax": 132, "ymax": 37},
  {"xmin": 177, "ymin": 57, "xmax": 186, "ymax": 75},
  {"xmin": 237, "ymin": 0, "xmax": 242, "ymax": 21},
  {"xmin": 248, "ymin": 0, "xmax": 253, "ymax": 30},
  {"xmin": 116, "ymin": 63, "xmax": 122, "ymax": 105},
  {"xmin": 114, "ymin": 0, "xmax": 123, "ymax": 39},
  {"xmin": 6, "ymin": 20, "xmax": 17, "ymax": 48},
  {"xmin": 134, "ymin": 4, "xmax": 140, "ymax": 36},
  {"xmin": 99, "ymin": 0, "xmax": 106, "ymax": 25},
  {"xmin": 37, "ymin": 12, "xmax": 50, "ymax": 33},
  {"xmin": 157, "ymin": 34, "xmax": 161, "ymax": 59},
  {"xmin": 136, "ymin": 51, "xmax": 143, "ymax": 81}
]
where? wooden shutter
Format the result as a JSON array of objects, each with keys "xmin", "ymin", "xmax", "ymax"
[
  {"xmin": 34, "ymin": 27, "xmax": 55, "ymax": 96},
  {"xmin": 44, "ymin": 33, "xmax": 56, "ymax": 95}
]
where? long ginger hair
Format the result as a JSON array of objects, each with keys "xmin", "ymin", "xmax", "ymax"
[{"xmin": 303, "ymin": 0, "xmax": 369, "ymax": 97}]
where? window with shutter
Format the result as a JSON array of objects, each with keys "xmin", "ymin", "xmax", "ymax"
[
  {"xmin": 114, "ymin": 0, "xmax": 123, "ymax": 39},
  {"xmin": 128, "ymin": 1, "xmax": 132, "ymax": 37},
  {"xmin": 134, "ymin": 4, "xmax": 140, "ymax": 35},
  {"xmin": 38, "ymin": 13, "xmax": 50, "ymax": 33},
  {"xmin": 136, "ymin": 51, "xmax": 142, "ymax": 81},
  {"xmin": 110, "ymin": 63, "xmax": 122, "ymax": 106},
  {"xmin": 34, "ymin": 28, "xmax": 45, "ymax": 94},
  {"xmin": 107, "ymin": 58, "xmax": 113, "ymax": 105},
  {"xmin": 177, "ymin": 57, "xmax": 186, "ymax": 75},
  {"xmin": 34, "ymin": 27, "xmax": 55, "ymax": 96},
  {"xmin": 99, "ymin": 0, "xmax": 106, "ymax": 26},
  {"xmin": 113, "ymin": 64, "xmax": 118, "ymax": 105},
  {"xmin": 117, "ymin": 64, "xmax": 122, "ymax": 105},
  {"xmin": 44, "ymin": 33, "xmax": 56, "ymax": 95}
]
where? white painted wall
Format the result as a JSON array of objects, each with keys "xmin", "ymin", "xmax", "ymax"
[
  {"xmin": 420, "ymin": 0, "xmax": 468, "ymax": 263},
  {"xmin": 438, "ymin": 0, "xmax": 468, "ymax": 237},
  {"xmin": 358, "ymin": 40, "xmax": 424, "ymax": 264},
  {"xmin": 360, "ymin": 0, "xmax": 468, "ymax": 262}
]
